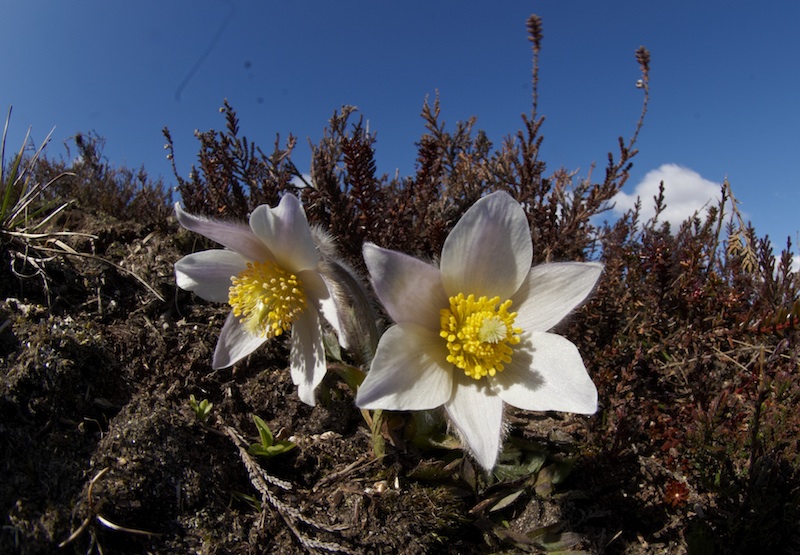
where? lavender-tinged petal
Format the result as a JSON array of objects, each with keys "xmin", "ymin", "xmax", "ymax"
[
  {"xmin": 289, "ymin": 307, "xmax": 326, "ymax": 406},
  {"xmin": 363, "ymin": 243, "xmax": 447, "ymax": 330},
  {"xmin": 175, "ymin": 203, "xmax": 271, "ymax": 262},
  {"xmin": 249, "ymin": 194, "xmax": 319, "ymax": 272},
  {"xmin": 175, "ymin": 250, "xmax": 247, "ymax": 303},
  {"xmin": 300, "ymin": 269, "xmax": 345, "ymax": 349},
  {"xmin": 212, "ymin": 312, "xmax": 267, "ymax": 369}
]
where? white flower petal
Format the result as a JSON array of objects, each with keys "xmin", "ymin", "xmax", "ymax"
[
  {"xmin": 445, "ymin": 374, "xmax": 505, "ymax": 471},
  {"xmin": 175, "ymin": 203, "xmax": 271, "ymax": 262},
  {"xmin": 440, "ymin": 191, "xmax": 532, "ymax": 300},
  {"xmin": 175, "ymin": 250, "xmax": 247, "ymax": 303},
  {"xmin": 492, "ymin": 332, "xmax": 597, "ymax": 414},
  {"xmin": 249, "ymin": 194, "xmax": 319, "ymax": 272},
  {"xmin": 212, "ymin": 312, "xmax": 267, "ymax": 369},
  {"xmin": 356, "ymin": 323, "xmax": 453, "ymax": 411},
  {"xmin": 289, "ymin": 307, "xmax": 326, "ymax": 406},
  {"xmin": 512, "ymin": 262, "xmax": 603, "ymax": 332},
  {"xmin": 300, "ymin": 269, "xmax": 345, "ymax": 349},
  {"xmin": 363, "ymin": 243, "xmax": 447, "ymax": 330}
]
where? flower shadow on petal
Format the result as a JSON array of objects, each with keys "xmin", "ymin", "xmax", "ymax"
[
  {"xmin": 288, "ymin": 309, "xmax": 326, "ymax": 405},
  {"xmin": 489, "ymin": 336, "xmax": 543, "ymax": 396}
]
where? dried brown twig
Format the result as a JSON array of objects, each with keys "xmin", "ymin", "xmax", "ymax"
[{"xmin": 59, "ymin": 467, "xmax": 161, "ymax": 553}]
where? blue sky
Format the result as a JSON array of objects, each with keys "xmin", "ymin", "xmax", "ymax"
[{"xmin": 3, "ymin": 1, "xmax": 799, "ymax": 254}]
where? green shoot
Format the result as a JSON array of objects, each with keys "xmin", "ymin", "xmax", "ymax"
[
  {"xmin": 189, "ymin": 394, "xmax": 213, "ymax": 423},
  {"xmin": 247, "ymin": 415, "xmax": 295, "ymax": 458}
]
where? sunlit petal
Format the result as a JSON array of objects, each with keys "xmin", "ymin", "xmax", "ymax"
[
  {"xmin": 175, "ymin": 250, "xmax": 246, "ymax": 303},
  {"xmin": 363, "ymin": 243, "xmax": 447, "ymax": 330},
  {"xmin": 289, "ymin": 307, "xmax": 326, "ymax": 406},
  {"xmin": 175, "ymin": 203, "xmax": 271, "ymax": 262},
  {"xmin": 356, "ymin": 324, "xmax": 453, "ymax": 410},
  {"xmin": 212, "ymin": 312, "xmax": 267, "ymax": 369},
  {"xmin": 492, "ymin": 332, "xmax": 598, "ymax": 414},
  {"xmin": 512, "ymin": 262, "xmax": 603, "ymax": 332},
  {"xmin": 300, "ymin": 269, "xmax": 344, "ymax": 348},
  {"xmin": 445, "ymin": 374, "xmax": 505, "ymax": 471},
  {"xmin": 440, "ymin": 191, "xmax": 532, "ymax": 299},
  {"xmin": 249, "ymin": 194, "xmax": 319, "ymax": 272}
]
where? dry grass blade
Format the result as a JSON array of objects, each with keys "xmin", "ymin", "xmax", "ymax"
[
  {"xmin": 35, "ymin": 239, "xmax": 166, "ymax": 302},
  {"xmin": 7, "ymin": 174, "xmax": 75, "ymax": 232},
  {"xmin": 59, "ymin": 467, "xmax": 160, "ymax": 551},
  {"xmin": 1, "ymin": 113, "xmax": 57, "ymax": 229}
]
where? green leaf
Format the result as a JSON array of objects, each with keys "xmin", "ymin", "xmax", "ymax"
[
  {"xmin": 231, "ymin": 491, "xmax": 262, "ymax": 511},
  {"xmin": 493, "ymin": 451, "xmax": 548, "ymax": 482},
  {"xmin": 252, "ymin": 414, "xmax": 273, "ymax": 448},
  {"xmin": 266, "ymin": 441, "xmax": 296, "ymax": 455},
  {"xmin": 188, "ymin": 395, "xmax": 213, "ymax": 422},
  {"xmin": 334, "ymin": 364, "xmax": 366, "ymax": 391},
  {"xmin": 424, "ymin": 433, "xmax": 462, "ymax": 450},
  {"xmin": 533, "ymin": 458, "xmax": 576, "ymax": 497},
  {"xmin": 539, "ymin": 531, "xmax": 582, "ymax": 551},
  {"xmin": 248, "ymin": 416, "xmax": 295, "ymax": 459},
  {"xmin": 534, "ymin": 464, "xmax": 557, "ymax": 497},
  {"xmin": 489, "ymin": 489, "xmax": 524, "ymax": 512},
  {"xmin": 248, "ymin": 440, "xmax": 295, "ymax": 458},
  {"xmin": 550, "ymin": 457, "xmax": 576, "ymax": 485},
  {"xmin": 322, "ymin": 330, "xmax": 343, "ymax": 362},
  {"xmin": 527, "ymin": 524, "xmax": 586, "ymax": 553}
]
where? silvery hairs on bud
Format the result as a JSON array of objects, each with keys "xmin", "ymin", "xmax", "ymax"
[{"xmin": 311, "ymin": 226, "xmax": 380, "ymax": 365}]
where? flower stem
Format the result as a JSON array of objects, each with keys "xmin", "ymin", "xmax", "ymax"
[{"xmin": 368, "ymin": 409, "xmax": 385, "ymax": 459}]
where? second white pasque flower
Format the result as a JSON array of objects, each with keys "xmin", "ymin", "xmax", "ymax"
[
  {"xmin": 356, "ymin": 191, "xmax": 602, "ymax": 470},
  {"xmin": 174, "ymin": 194, "xmax": 343, "ymax": 406}
]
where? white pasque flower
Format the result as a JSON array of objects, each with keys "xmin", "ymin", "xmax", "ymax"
[
  {"xmin": 356, "ymin": 191, "xmax": 602, "ymax": 470},
  {"xmin": 174, "ymin": 194, "xmax": 343, "ymax": 406}
]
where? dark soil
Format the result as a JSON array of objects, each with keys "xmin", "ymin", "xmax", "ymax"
[{"xmin": 1, "ymin": 208, "xmax": 691, "ymax": 554}]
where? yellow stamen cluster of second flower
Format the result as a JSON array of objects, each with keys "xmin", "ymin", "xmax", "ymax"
[
  {"xmin": 440, "ymin": 293, "xmax": 522, "ymax": 380},
  {"xmin": 228, "ymin": 260, "xmax": 306, "ymax": 338}
]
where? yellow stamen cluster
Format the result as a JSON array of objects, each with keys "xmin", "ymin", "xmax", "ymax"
[
  {"xmin": 228, "ymin": 260, "xmax": 306, "ymax": 338},
  {"xmin": 440, "ymin": 293, "xmax": 522, "ymax": 380}
]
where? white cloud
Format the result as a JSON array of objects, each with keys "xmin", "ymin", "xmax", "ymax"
[
  {"xmin": 611, "ymin": 164, "xmax": 725, "ymax": 228},
  {"xmin": 290, "ymin": 173, "xmax": 312, "ymax": 189}
]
